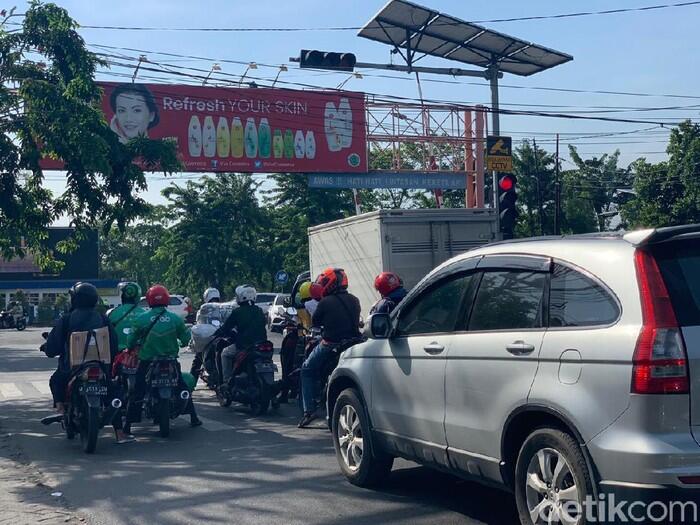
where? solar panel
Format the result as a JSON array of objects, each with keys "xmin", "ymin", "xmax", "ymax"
[{"xmin": 359, "ymin": 0, "xmax": 573, "ymax": 76}]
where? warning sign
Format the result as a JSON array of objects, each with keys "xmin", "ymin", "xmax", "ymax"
[{"xmin": 486, "ymin": 135, "xmax": 513, "ymax": 172}]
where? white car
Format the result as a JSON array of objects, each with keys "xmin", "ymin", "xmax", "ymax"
[
  {"xmin": 267, "ymin": 293, "xmax": 290, "ymax": 330},
  {"xmin": 138, "ymin": 294, "xmax": 191, "ymax": 320},
  {"xmin": 255, "ymin": 293, "xmax": 278, "ymax": 316}
]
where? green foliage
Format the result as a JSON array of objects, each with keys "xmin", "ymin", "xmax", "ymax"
[
  {"xmin": 0, "ymin": 2, "xmax": 180, "ymax": 269},
  {"xmin": 623, "ymin": 121, "xmax": 700, "ymax": 228},
  {"xmin": 512, "ymin": 141, "xmax": 556, "ymax": 237}
]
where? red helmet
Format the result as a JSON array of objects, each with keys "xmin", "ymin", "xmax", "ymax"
[
  {"xmin": 311, "ymin": 267, "xmax": 348, "ymax": 299},
  {"xmin": 146, "ymin": 284, "xmax": 170, "ymax": 307},
  {"xmin": 374, "ymin": 271, "xmax": 402, "ymax": 297}
]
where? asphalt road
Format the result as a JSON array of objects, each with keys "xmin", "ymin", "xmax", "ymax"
[{"xmin": 0, "ymin": 328, "xmax": 518, "ymax": 525}]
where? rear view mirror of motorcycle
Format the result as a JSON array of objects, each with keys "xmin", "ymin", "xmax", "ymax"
[{"xmin": 286, "ymin": 307, "xmax": 297, "ymax": 316}]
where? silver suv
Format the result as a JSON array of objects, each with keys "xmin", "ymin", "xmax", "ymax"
[{"xmin": 327, "ymin": 225, "xmax": 700, "ymax": 524}]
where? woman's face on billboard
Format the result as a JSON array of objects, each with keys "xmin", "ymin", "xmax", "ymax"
[{"xmin": 115, "ymin": 92, "xmax": 154, "ymax": 138}]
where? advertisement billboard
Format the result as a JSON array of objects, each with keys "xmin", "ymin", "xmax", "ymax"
[{"xmin": 45, "ymin": 83, "xmax": 368, "ymax": 173}]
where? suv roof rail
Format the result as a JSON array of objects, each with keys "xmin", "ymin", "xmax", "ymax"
[{"xmin": 624, "ymin": 223, "xmax": 700, "ymax": 246}]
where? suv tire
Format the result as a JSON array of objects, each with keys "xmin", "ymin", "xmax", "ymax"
[
  {"xmin": 332, "ymin": 388, "xmax": 393, "ymax": 487},
  {"xmin": 515, "ymin": 428, "xmax": 593, "ymax": 525}
]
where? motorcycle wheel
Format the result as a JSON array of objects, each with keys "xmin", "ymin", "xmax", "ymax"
[
  {"xmin": 157, "ymin": 398, "xmax": 170, "ymax": 438},
  {"xmin": 80, "ymin": 405, "xmax": 99, "ymax": 454},
  {"xmin": 217, "ymin": 386, "xmax": 232, "ymax": 407},
  {"xmin": 15, "ymin": 318, "xmax": 26, "ymax": 331},
  {"xmin": 250, "ymin": 378, "xmax": 270, "ymax": 417}
]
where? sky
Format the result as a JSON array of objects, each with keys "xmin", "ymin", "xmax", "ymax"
[{"xmin": 32, "ymin": 0, "xmax": 700, "ymax": 206}]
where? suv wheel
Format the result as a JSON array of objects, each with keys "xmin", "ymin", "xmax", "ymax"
[
  {"xmin": 515, "ymin": 428, "xmax": 592, "ymax": 525},
  {"xmin": 331, "ymin": 388, "xmax": 393, "ymax": 487}
]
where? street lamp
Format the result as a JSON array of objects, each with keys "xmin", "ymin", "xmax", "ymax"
[
  {"xmin": 272, "ymin": 65, "xmax": 288, "ymax": 88},
  {"xmin": 131, "ymin": 55, "xmax": 148, "ymax": 83},
  {"xmin": 336, "ymin": 72, "xmax": 363, "ymax": 90}
]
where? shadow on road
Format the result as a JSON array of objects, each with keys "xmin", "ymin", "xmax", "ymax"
[{"xmin": 0, "ymin": 391, "xmax": 518, "ymax": 525}]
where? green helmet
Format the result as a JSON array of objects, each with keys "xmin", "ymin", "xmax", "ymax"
[{"xmin": 118, "ymin": 281, "xmax": 141, "ymax": 304}]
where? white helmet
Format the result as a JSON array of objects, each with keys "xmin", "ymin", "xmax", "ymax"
[
  {"xmin": 235, "ymin": 284, "xmax": 256, "ymax": 304},
  {"xmin": 203, "ymin": 287, "xmax": 221, "ymax": 303}
]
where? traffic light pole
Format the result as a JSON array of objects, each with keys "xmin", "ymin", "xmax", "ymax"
[{"xmin": 488, "ymin": 62, "xmax": 501, "ymax": 237}]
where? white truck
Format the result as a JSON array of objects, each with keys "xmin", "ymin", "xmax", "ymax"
[{"xmin": 308, "ymin": 208, "xmax": 498, "ymax": 316}]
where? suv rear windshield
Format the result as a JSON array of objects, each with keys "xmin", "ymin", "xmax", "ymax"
[
  {"xmin": 256, "ymin": 294, "xmax": 276, "ymax": 304},
  {"xmin": 654, "ymin": 239, "xmax": 700, "ymax": 326}
]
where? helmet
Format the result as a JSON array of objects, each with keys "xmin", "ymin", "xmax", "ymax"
[
  {"xmin": 69, "ymin": 282, "xmax": 98, "ymax": 309},
  {"xmin": 203, "ymin": 287, "xmax": 221, "ymax": 303},
  {"xmin": 299, "ymin": 281, "xmax": 313, "ymax": 301},
  {"xmin": 118, "ymin": 281, "xmax": 141, "ymax": 304},
  {"xmin": 374, "ymin": 272, "xmax": 403, "ymax": 297},
  {"xmin": 146, "ymin": 284, "xmax": 170, "ymax": 307},
  {"xmin": 311, "ymin": 268, "xmax": 348, "ymax": 299},
  {"xmin": 235, "ymin": 284, "xmax": 256, "ymax": 304}
]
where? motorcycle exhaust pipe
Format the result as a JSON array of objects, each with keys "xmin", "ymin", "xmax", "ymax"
[
  {"xmin": 111, "ymin": 398, "xmax": 123, "ymax": 409},
  {"xmin": 180, "ymin": 390, "xmax": 190, "ymax": 400}
]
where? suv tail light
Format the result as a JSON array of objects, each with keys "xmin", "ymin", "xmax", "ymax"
[{"xmin": 632, "ymin": 249, "xmax": 689, "ymax": 394}]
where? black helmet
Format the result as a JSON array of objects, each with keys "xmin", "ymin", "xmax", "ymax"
[{"xmin": 69, "ymin": 282, "xmax": 99, "ymax": 309}]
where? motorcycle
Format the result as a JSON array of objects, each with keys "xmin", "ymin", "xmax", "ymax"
[
  {"xmin": 190, "ymin": 321, "xmax": 222, "ymax": 390},
  {"xmin": 0, "ymin": 312, "xmax": 26, "ymax": 331},
  {"xmin": 278, "ymin": 308, "xmax": 310, "ymax": 402},
  {"xmin": 40, "ymin": 333, "xmax": 121, "ymax": 453},
  {"xmin": 217, "ymin": 340, "xmax": 278, "ymax": 415},
  {"xmin": 143, "ymin": 357, "xmax": 191, "ymax": 437}
]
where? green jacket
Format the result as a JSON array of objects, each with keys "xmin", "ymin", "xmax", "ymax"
[
  {"xmin": 108, "ymin": 303, "xmax": 148, "ymax": 351},
  {"xmin": 127, "ymin": 306, "xmax": 191, "ymax": 361}
]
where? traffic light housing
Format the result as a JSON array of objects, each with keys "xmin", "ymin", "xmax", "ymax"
[
  {"xmin": 300, "ymin": 49, "xmax": 357, "ymax": 72},
  {"xmin": 498, "ymin": 173, "xmax": 518, "ymax": 239}
]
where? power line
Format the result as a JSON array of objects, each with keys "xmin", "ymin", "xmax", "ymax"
[{"xmin": 24, "ymin": 1, "xmax": 699, "ymax": 32}]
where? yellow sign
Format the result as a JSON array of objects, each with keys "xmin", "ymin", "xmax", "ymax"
[{"xmin": 486, "ymin": 135, "xmax": 513, "ymax": 173}]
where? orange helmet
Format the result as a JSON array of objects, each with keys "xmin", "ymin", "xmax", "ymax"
[
  {"xmin": 146, "ymin": 284, "xmax": 170, "ymax": 307},
  {"xmin": 374, "ymin": 271, "xmax": 402, "ymax": 297},
  {"xmin": 310, "ymin": 267, "xmax": 348, "ymax": 299}
]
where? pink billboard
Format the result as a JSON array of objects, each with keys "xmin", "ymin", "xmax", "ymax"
[{"xmin": 98, "ymin": 82, "xmax": 367, "ymax": 173}]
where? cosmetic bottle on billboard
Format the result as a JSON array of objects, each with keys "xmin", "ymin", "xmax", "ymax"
[
  {"xmin": 231, "ymin": 117, "xmax": 244, "ymax": 158},
  {"xmin": 305, "ymin": 131, "xmax": 316, "ymax": 159},
  {"xmin": 294, "ymin": 130, "xmax": 306, "ymax": 159},
  {"xmin": 283, "ymin": 129, "xmax": 294, "ymax": 159},
  {"xmin": 258, "ymin": 118, "xmax": 272, "ymax": 159},
  {"xmin": 324, "ymin": 102, "xmax": 342, "ymax": 152},
  {"xmin": 188, "ymin": 116, "xmax": 202, "ymax": 157},
  {"xmin": 244, "ymin": 118, "xmax": 258, "ymax": 158},
  {"xmin": 338, "ymin": 97, "xmax": 353, "ymax": 149},
  {"xmin": 216, "ymin": 117, "xmax": 230, "ymax": 157},
  {"xmin": 273, "ymin": 129, "xmax": 284, "ymax": 158},
  {"xmin": 202, "ymin": 116, "xmax": 217, "ymax": 158}
]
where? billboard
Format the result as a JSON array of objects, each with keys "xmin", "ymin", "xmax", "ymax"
[
  {"xmin": 44, "ymin": 83, "xmax": 368, "ymax": 173},
  {"xmin": 0, "ymin": 228, "xmax": 98, "ymax": 281}
]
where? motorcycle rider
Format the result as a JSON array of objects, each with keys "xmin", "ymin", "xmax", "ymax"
[
  {"xmin": 278, "ymin": 281, "xmax": 313, "ymax": 404},
  {"xmin": 108, "ymin": 282, "xmax": 147, "ymax": 352},
  {"xmin": 298, "ymin": 268, "xmax": 361, "ymax": 428},
  {"xmin": 41, "ymin": 283, "xmax": 132, "ymax": 443},
  {"xmin": 190, "ymin": 287, "xmax": 222, "ymax": 381},
  {"xmin": 215, "ymin": 284, "xmax": 267, "ymax": 389},
  {"xmin": 125, "ymin": 285, "xmax": 201, "ymax": 432},
  {"xmin": 0, "ymin": 301, "xmax": 23, "ymax": 327},
  {"xmin": 370, "ymin": 272, "xmax": 408, "ymax": 315}
]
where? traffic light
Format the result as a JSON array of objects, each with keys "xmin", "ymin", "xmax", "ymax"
[
  {"xmin": 498, "ymin": 173, "xmax": 518, "ymax": 239},
  {"xmin": 299, "ymin": 50, "xmax": 357, "ymax": 72}
]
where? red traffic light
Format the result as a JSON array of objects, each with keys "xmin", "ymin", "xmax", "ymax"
[{"xmin": 499, "ymin": 175, "xmax": 515, "ymax": 192}]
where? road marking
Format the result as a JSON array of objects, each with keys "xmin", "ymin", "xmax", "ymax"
[
  {"xmin": 30, "ymin": 381, "xmax": 51, "ymax": 395},
  {"xmin": 196, "ymin": 415, "xmax": 237, "ymax": 432},
  {"xmin": 0, "ymin": 383, "xmax": 23, "ymax": 399}
]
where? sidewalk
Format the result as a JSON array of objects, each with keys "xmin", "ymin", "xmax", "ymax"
[{"xmin": 0, "ymin": 432, "xmax": 85, "ymax": 525}]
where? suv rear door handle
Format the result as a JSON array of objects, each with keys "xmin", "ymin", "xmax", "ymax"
[
  {"xmin": 423, "ymin": 342, "xmax": 445, "ymax": 355},
  {"xmin": 506, "ymin": 341, "xmax": 535, "ymax": 355}
]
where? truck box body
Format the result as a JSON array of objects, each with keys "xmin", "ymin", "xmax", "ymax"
[{"xmin": 308, "ymin": 208, "xmax": 498, "ymax": 316}]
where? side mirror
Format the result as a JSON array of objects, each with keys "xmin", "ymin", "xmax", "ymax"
[
  {"xmin": 369, "ymin": 313, "xmax": 391, "ymax": 339},
  {"xmin": 283, "ymin": 296, "xmax": 291, "ymax": 307},
  {"xmin": 286, "ymin": 307, "xmax": 298, "ymax": 316}
]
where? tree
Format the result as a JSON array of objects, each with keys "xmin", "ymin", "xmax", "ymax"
[
  {"xmin": 623, "ymin": 121, "xmax": 700, "ymax": 228},
  {"xmin": 513, "ymin": 140, "xmax": 556, "ymax": 237},
  {"xmin": 0, "ymin": 3, "xmax": 179, "ymax": 270}
]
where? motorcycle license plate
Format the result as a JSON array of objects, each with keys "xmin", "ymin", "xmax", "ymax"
[
  {"xmin": 255, "ymin": 362, "xmax": 277, "ymax": 373},
  {"xmin": 151, "ymin": 378, "xmax": 178, "ymax": 387},
  {"xmin": 83, "ymin": 384, "xmax": 108, "ymax": 396}
]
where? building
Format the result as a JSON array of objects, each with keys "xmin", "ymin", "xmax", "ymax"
[{"xmin": 0, "ymin": 228, "xmax": 120, "ymax": 311}]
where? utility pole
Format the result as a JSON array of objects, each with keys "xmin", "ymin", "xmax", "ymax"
[
  {"xmin": 533, "ymin": 139, "xmax": 544, "ymax": 236},
  {"xmin": 554, "ymin": 133, "xmax": 561, "ymax": 235}
]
